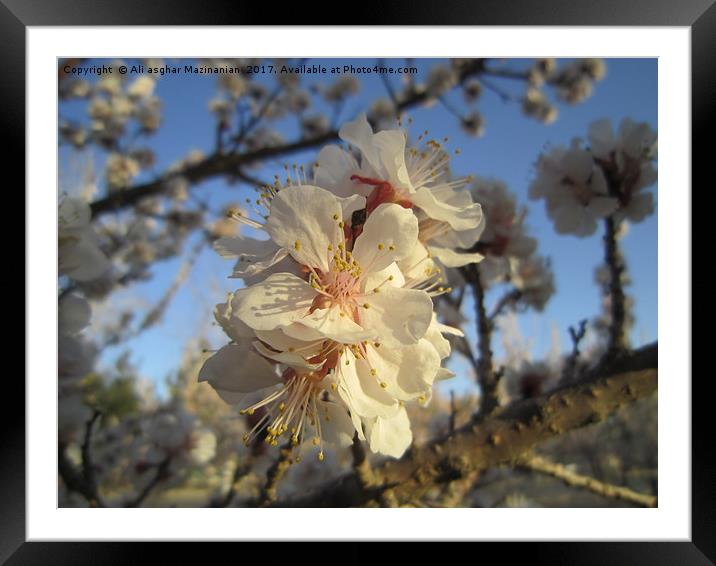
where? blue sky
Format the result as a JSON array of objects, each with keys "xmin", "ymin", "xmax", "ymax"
[{"xmin": 59, "ymin": 58, "xmax": 657, "ymax": 397}]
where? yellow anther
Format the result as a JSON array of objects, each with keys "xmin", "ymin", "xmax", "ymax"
[
  {"xmin": 291, "ymin": 434, "xmax": 299, "ymax": 445},
  {"xmin": 331, "ymin": 382, "xmax": 337, "ymax": 391},
  {"xmin": 370, "ymin": 369, "xmax": 377, "ymax": 376},
  {"xmin": 363, "ymin": 303, "xmax": 370, "ymax": 309},
  {"xmin": 338, "ymin": 221, "xmax": 345, "ymax": 228},
  {"xmin": 345, "ymin": 359, "xmax": 350, "ymax": 365},
  {"xmin": 374, "ymin": 342, "xmax": 381, "ymax": 348},
  {"xmin": 339, "ymin": 312, "xmax": 346, "ymax": 317},
  {"xmin": 380, "ymin": 382, "xmax": 388, "ymax": 389},
  {"xmin": 247, "ymin": 409, "xmax": 255, "ymax": 415},
  {"xmin": 338, "ymin": 242, "xmax": 345, "ymax": 250},
  {"xmin": 389, "ymin": 245, "xmax": 395, "ymax": 251},
  {"xmin": 378, "ymin": 243, "xmax": 384, "ymax": 250},
  {"xmin": 333, "ymin": 214, "xmax": 339, "ymax": 220},
  {"xmin": 328, "ymin": 244, "xmax": 333, "ymax": 251},
  {"xmin": 318, "ymin": 452, "xmax": 325, "ymax": 462},
  {"xmin": 388, "ymin": 275, "xmax": 394, "ymax": 281},
  {"xmin": 373, "ymin": 288, "xmax": 380, "ymax": 293},
  {"xmin": 418, "ymin": 395, "xmax": 426, "ymax": 404},
  {"xmin": 294, "ymin": 240, "xmax": 301, "ymax": 251},
  {"xmin": 296, "ymin": 456, "xmax": 302, "ymax": 463},
  {"xmin": 278, "ymin": 402, "xmax": 286, "ymax": 412},
  {"xmin": 312, "ymin": 437, "xmax": 320, "ymax": 446}
]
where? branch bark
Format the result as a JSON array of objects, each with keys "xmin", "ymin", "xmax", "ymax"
[
  {"xmin": 273, "ymin": 342, "xmax": 657, "ymax": 507},
  {"xmin": 468, "ymin": 264, "xmax": 500, "ymax": 416},
  {"xmin": 516, "ymin": 453, "xmax": 657, "ymax": 507},
  {"xmin": 604, "ymin": 217, "xmax": 629, "ymax": 357},
  {"xmin": 255, "ymin": 442, "xmax": 293, "ymax": 506}
]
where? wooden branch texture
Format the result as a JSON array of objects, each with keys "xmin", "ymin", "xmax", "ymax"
[{"xmin": 274, "ymin": 342, "xmax": 657, "ymax": 507}]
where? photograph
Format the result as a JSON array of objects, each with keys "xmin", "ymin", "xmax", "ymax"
[{"xmin": 56, "ymin": 56, "xmax": 659, "ymax": 509}]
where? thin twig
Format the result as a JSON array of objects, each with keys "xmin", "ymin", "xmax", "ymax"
[
  {"xmin": 449, "ymin": 391, "xmax": 457, "ymax": 434},
  {"xmin": 488, "ymin": 288, "xmax": 523, "ymax": 321},
  {"xmin": 561, "ymin": 319, "xmax": 588, "ymax": 384},
  {"xmin": 377, "ymin": 58, "xmax": 399, "ymax": 108},
  {"xmin": 516, "ymin": 453, "xmax": 657, "ymax": 508},
  {"xmin": 80, "ymin": 410, "xmax": 103, "ymax": 506}
]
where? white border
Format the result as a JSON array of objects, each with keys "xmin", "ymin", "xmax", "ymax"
[{"xmin": 28, "ymin": 27, "xmax": 690, "ymax": 540}]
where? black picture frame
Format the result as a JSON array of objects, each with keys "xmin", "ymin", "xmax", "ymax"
[{"xmin": 9, "ymin": 0, "xmax": 706, "ymax": 562}]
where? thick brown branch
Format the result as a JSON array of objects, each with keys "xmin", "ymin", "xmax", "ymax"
[
  {"xmin": 516, "ymin": 454, "xmax": 657, "ymax": 507},
  {"xmin": 274, "ymin": 342, "xmax": 657, "ymax": 507}
]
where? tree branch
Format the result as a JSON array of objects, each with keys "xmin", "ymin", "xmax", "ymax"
[
  {"xmin": 126, "ymin": 455, "xmax": 172, "ymax": 508},
  {"xmin": 58, "ymin": 411, "xmax": 105, "ymax": 507},
  {"xmin": 604, "ymin": 217, "xmax": 629, "ymax": 357},
  {"xmin": 210, "ymin": 458, "xmax": 253, "ymax": 508},
  {"xmin": 468, "ymin": 264, "xmax": 500, "ymax": 416},
  {"xmin": 272, "ymin": 342, "xmax": 657, "ymax": 507},
  {"xmin": 255, "ymin": 442, "xmax": 293, "ymax": 506},
  {"xmin": 88, "ymin": 60, "xmax": 488, "ymax": 219},
  {"xmin": 516, "ymin": 453, "xmax": 657, "ymax": 507}
]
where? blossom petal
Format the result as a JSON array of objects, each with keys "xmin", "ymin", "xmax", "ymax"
[
  {"xmin": 361, "ymin": 262, "xmax": 405, "ymax": 293},
  {"xmin": 367, "ymin": 406, "xmax": 412, "ymax": 458},
  {"xmin": 427, "ymin": 245, "xmax": 484, "ymax": 268},
  {"xmin": 254, "ymin": 327, "xmax": 323, "ymax": 356},
  {"xmin": 339, "ymin": 114, "xmax": 410, "ymax": 187},
  {"xmin": 335, "ymin": 349, "xmax": 399, "ymax": 419},
  {"xmin": 314, "ymin": 145, "xmax": 363, "ymax": 198},
  {"xmin": 300, "ymin": 304, "xmax": 374, "ymax": 344},
  {"xmin": 318, "ymin": 400, "xmax": 355, "ymax": 447},
  {"xmin": 352, "ymin": 203, "xmax": 418, "ymax": 273},
  {"xmin": 232, "ymin": 272, "xmax": 316, "ymax": 332},
  {"xmin": 411, "ymin": 187, "xmax": 484, "ymax": 232},
  {"xmin": 198, "ymin": 343, "xmax": 280, "ymax": 404},
  {"xmin": 252, "ymin": 340, "xmax": 324, "ymax": 371},
  {"xmin": 266, "ymin": 185, "xmax": 343, "ymax": 272},
  {"xmin": 365, "ymin": 339, "xmax": 441, "ymax": 401},
  {"xmin": 214, "ymin": 236, "xmax": 290, "ymax": 279},
  {"xmin": 358, "ymin": 286, "xmax": 433, "ymax": 346},
  {"xmin": 214, "ymin": 294, "xmax": 255, "ymax": 342},
  {"xmin": 587, "ymin": 119, "xmax": 616, "ymax": 160}
]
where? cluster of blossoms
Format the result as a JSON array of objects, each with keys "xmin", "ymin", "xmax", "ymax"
[
  {"xmin": 58, "ymin": 197, "xmax": 111, "ymax": 441},
  {"xmin": 208, "ymin": 59, "xmax": 362, "ymax": 149},
  {"xmin": 199, "ymin": 114, "xmax": 485, "ymax": 460},
  {"xmin": 59, "ymin": 59, "xmax": 162, "ymax": 191},
  {"xmin": 469, "ymin": 178, "xmax": 555, "ymax": 311},
  {"xmin": 529, "ymin": 118, "xmax": 657, "ymax": 237}
]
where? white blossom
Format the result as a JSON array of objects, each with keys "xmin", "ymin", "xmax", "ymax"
[
  {"xmin": 58, "ymin": 197, "xmax": 111, "ymax": 282},
  {"xmin": 529, "ymin": 140, "xmax": 618, "ymax": 237}
]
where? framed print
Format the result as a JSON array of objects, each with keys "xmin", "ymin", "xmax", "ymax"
[{"xmin": 8, "ymin": 0, "xmax": 707, "ymax": 561}]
